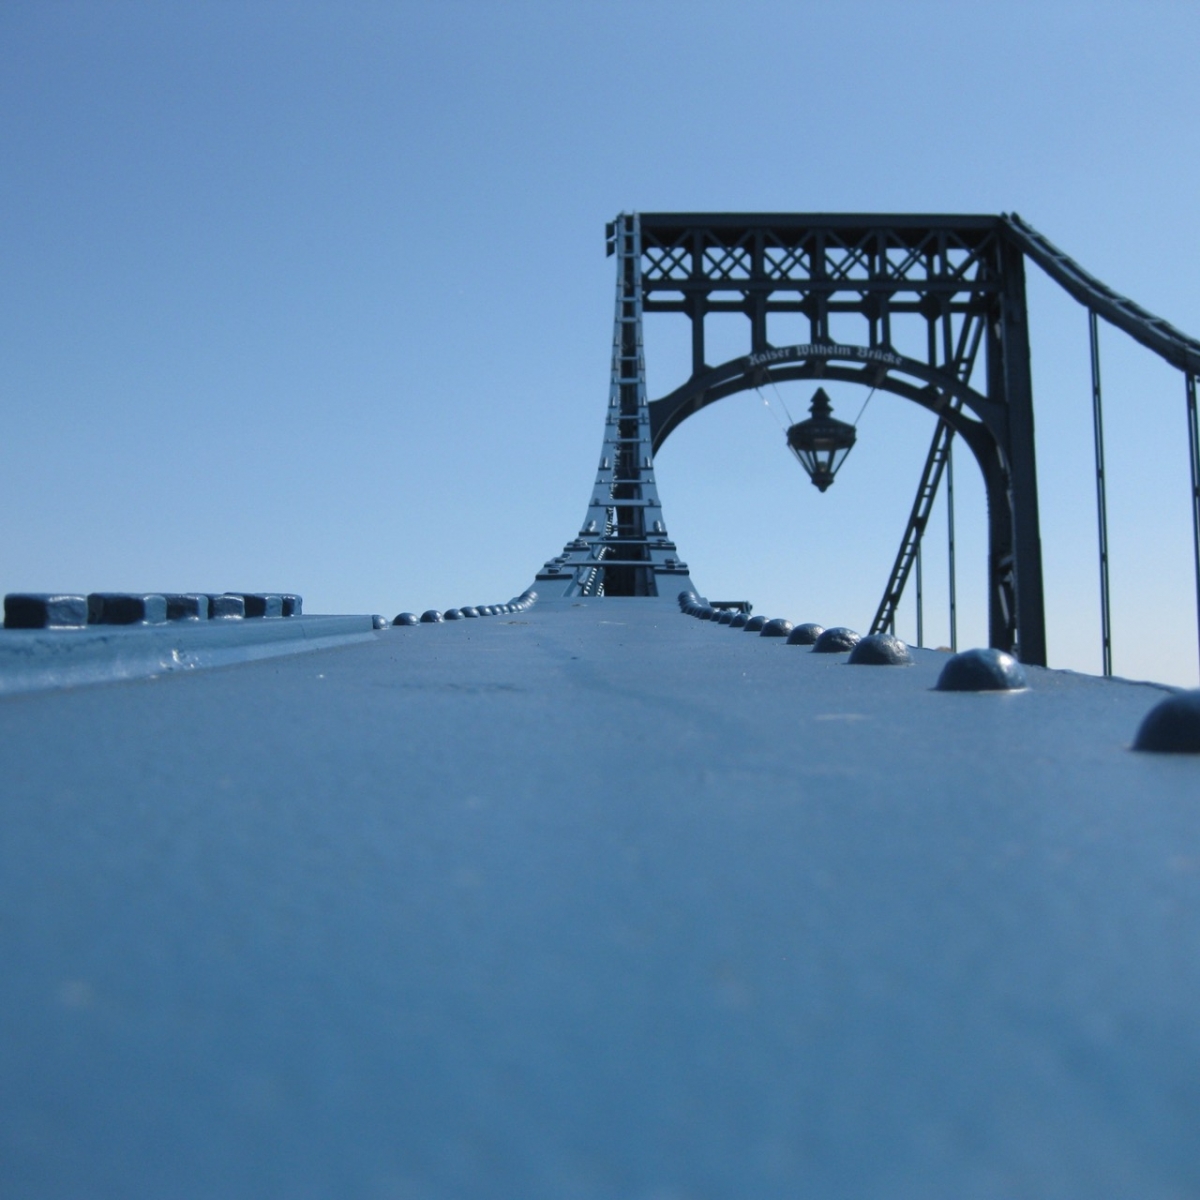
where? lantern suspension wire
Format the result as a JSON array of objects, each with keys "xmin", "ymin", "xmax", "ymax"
[
  {"xmin": 763, "ymin": 367, "xmax": 795, "ymax": 425},
  {"xmin": 850, "ymin": 386, "xmax": 876, "ymax": 429},
  {"xmin": 754, "ymin": 385, "xmax": 789, "ymax": 432}
]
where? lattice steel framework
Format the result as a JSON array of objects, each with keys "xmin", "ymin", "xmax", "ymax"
[
  {"xmin": 533, "ymin": 214, "xmax": 694, "ymax": 597},
  {"xmin": 635, "ymin": 212, "xmax": 1046, "ymax": 662}
]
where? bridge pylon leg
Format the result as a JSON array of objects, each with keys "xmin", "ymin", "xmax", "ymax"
[
  {"xmin": 533, "ymin": 214, "xmax": 694, "ymax": 598},
  {"xmin": 991, "ymin": 239, "xmax": 1048, "ymax": 665}
]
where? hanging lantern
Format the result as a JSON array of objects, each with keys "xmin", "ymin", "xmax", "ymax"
[{"xmin": 785, "ymin": 388, "xmax": 857, "ymax": 492}]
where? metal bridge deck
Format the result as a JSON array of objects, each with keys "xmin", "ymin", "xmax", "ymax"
[{"xmin": 2, "ymin": 599, "xmax": 1197, "ymax": 1198}]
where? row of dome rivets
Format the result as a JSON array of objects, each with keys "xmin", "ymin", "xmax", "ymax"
[
  {"xmin": 677, "ymin": 589, "xmax": 1200, "ymax": 753},
  {"xmin": 678, "ymin": 590, "xmax": 1032, "ymax": 684},
  {"xmin": 392, "ymin": 592, "xmax": 538, "ymax": 628}
]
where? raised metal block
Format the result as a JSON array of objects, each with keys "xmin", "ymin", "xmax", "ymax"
[
  {"xmin": 237, "ymin": 594, "xmax": 284, "ymax": 618},
  {"xmin": 4, "ymin": 594, "xmax": 88, "ymax": 629},
  {"xmin": 164, "ymin": 594, "xmax": 209, "ymax": 621},
  {"xmin": 281, "ymin": 594, "xmax": 302, "ymax": 617},
  {"xmin": 208, "ymin": 595, "xmax": 245, "ymax": 620},
  {"xmin": 87, "ymin": 594, "xmax": 168, "ymax": 626}
]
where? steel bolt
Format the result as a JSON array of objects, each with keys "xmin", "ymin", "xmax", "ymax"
[
  {"xmin": 743, "ymin": 615, "xmax": 768, "ymax": 632},
  {"xmin": 420, "ymin": 610, "xmax": 444, "ymax": 623},
  {"xmin": 786, "ymin": 623, "xmax": 825, "ymax": 645},
  {"xmin": 393, "ymin": 612, "xmax": 419, "ymax": 626},
  {"xmin": 935, "ymin": 648, "xmax": 1026, "ymax": 691},
  {"xmin": 761, "ymin": 618, "xmax": 794, "ymax": 638},
  {"xmin": 848, "ymin": 633, "xmax": 912, "ymax": 665},
  {"xmin": 1134, "ymin": 690, "xmax": 1200, "ymax": 752},
  {"xmin": 812, "ymin": 626, "xmax": 860, "ymax": 653}
]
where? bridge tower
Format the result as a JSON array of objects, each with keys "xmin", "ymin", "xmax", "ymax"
[
  {"xmin": 535, "ymin": 211, "xmax": 1200, "ymax": 673},
  {"xmin": 534, "ymin": 213, "xmax": 695, "ymax": 597}
]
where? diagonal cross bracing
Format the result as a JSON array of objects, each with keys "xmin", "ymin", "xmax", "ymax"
[{"xmin": 870, "ymin": 308, "xmax": 987, "ymax": 636}]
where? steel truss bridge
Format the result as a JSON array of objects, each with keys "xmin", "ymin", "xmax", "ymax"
[{"xmin": 536, "ymin": 212, "xmax": 1200, "ymax": 670}]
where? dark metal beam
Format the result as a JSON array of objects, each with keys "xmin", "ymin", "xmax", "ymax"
[{"xmin": 1004, "ymin": 213, "xmax": 1200, "ymax": 376}]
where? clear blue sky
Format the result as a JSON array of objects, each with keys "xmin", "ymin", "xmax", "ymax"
[{"xmin": 3, "ymin": 1, "xmax": 1200, "ymax": 683}]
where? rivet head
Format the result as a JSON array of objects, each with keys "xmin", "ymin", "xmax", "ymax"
[
  {"xmin": 372, "ymin": 614, "xmax": 389, "ymax": 629},
  {"xmin": 717, "ymin": 610, "xmax": 735, "ymax": 624},
  {"xmin": 743, "ymin": 615, "xmax": 768, "ymax": 632},
  {"xmin": 760, "ymin": 618, "xmax": 794, "ymax": 638},
  {"xmin": 393, "ymin": 612, "xmax": 420, "ymax": 626},
  {"xmin": 729, "ymin": 613, "xmax": 748, "ymax": 628},
  {"xmin": 419, "ymin": 610, "xmax": 443, "ymax": 623},
  {"xmin": 812, "ymin": 626, "xmax": 860, "ymax": 653},
  {"xmin": 787, "ymin": 622, "xmax": 825, "ymax": 645},
  {"xmin": 936, "ymin": 647, "xmax": 1026, "ymax": 691},
  {"xmin": 848, "ymin": 633, "xmax": 912, "ymax": 665},
  {"xmin": 678, "ymin": 590, "xmax": 696, "ymax": 605},
  {"xmin": 1133, "ymin": 690, "xmax": 1200, "ymax": 752},
  {"xmin": 462, "ymin": 607, "xmax": 480, "ymax": 618},
  {"xmin": 696, "ymin": 606, "xmax": 717, "ymax": 620},
  {"xmin": 444, "ymin": 608, "xmax": 464, "ymax": 620}
]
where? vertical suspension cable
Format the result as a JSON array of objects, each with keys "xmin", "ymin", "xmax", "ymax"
[
  {"xmin": 916, "ymin": 539, "xmax": 924, "ymax": 648},
  {"xmin": 1088, "ymin": 311, "xmax": 1113, "ymax": 676},
  {"xmin": 947, "ymin": 442, "xmax": 957, "ymax": 651},
  {"xmin": 1186, "ymin": 373, "xmax": 1200, "ymax": 681},
  {"xmin": 939, "ymin": 291, "xmax": 958, "ymax": 654}
]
